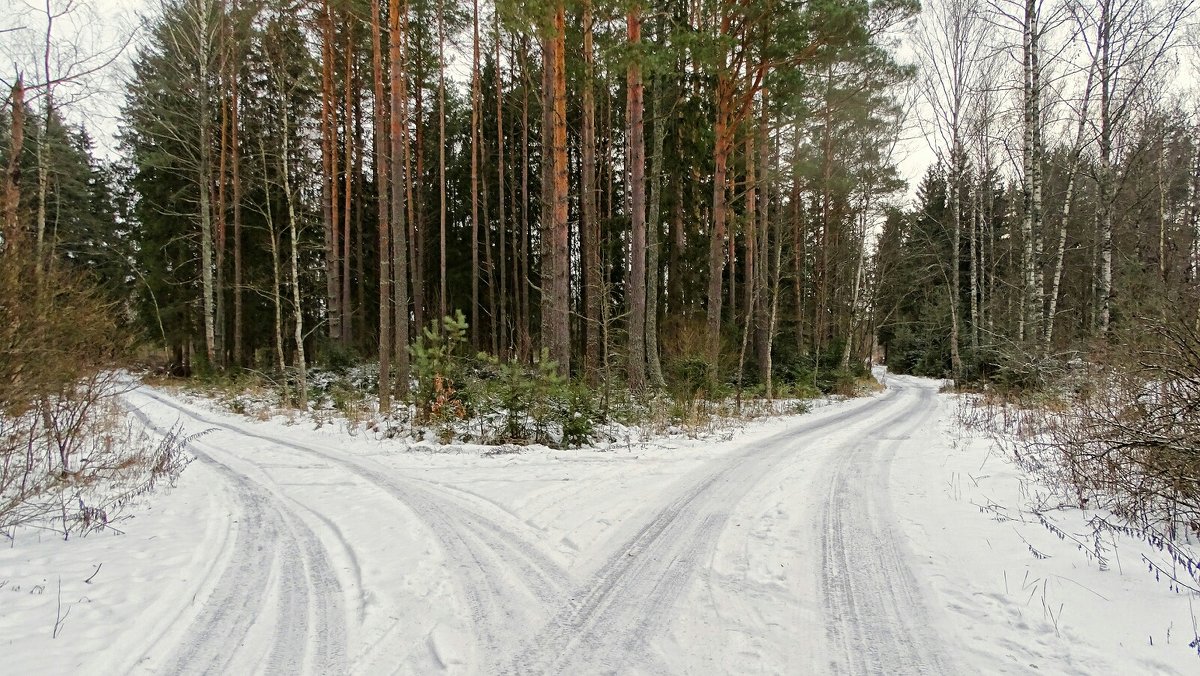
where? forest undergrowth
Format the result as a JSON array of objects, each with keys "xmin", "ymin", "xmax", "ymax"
[{"xmin": 152, "ymin": 313, "xmax": 878, "ymax": 451}]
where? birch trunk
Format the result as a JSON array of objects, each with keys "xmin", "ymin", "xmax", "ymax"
[
  {"xmin": 279, "ymin": 99, "xmax": 307, "ymax": 409},
  {"xmin": 198, "ymin": 7, "xmax": 217, "ymax": 365},
  {"xmin": 495, "ymin": 16, "xmax": 507, "ymax": 358}
]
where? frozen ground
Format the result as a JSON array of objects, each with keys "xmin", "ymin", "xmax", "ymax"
[{"xmin": 1, "ymin": 372, "xmax": 1197, "ymax": 674}]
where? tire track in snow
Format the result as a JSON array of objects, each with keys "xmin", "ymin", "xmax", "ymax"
[
  {"xmin": 130, "ymin": 386, "xmax": 570, "ymax": 668},
  {"xmin": 131, "ymin": 376, "xmax": 954, "ymax": 674},
  {"xmin": 126, "ymin": 406, "xmax": 348, "ymax": 675},
  {"xmin": 504, "ymin": 387, "xmax": 917, "ymax": 674},
  {"xmin": 817, "ymin": 376, "xmax": 954, "ymax": 675}
]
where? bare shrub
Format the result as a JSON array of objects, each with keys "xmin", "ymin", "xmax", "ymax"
[
  {"xmin": 0, "ymin": 254, "xmax": 187, "ymax": 539},
  {"xmin": 963, "ymin": 318, "xmax": 1200, "ymax": 541}
]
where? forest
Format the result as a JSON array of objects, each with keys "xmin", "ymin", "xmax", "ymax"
[
  {"xmin": 6, "ymin": 1, "xmax": 1200, "ymax": 666},
  {"xmin": 2, "ymin": 0, "xmax": 1199, "ymax": 405}
]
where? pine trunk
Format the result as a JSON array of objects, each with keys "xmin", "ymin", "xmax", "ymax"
[
  {"xmin": 342, "ymin": 27, "xmax": 354, "ymax": 347},
  {"xmin": 705, "ymin": 70, "xmax": 732, "ymax": 384},
  {"xmin": 540, "ymin": 3, "xmax": 571, "ymax": 374},
  {"xmin": 645, "ymin": 73, "xmax": 666, "ymax": 388},
  {"xmin": 755, "ymin": 89, "xmax": 771, "ymax": 384},
  {"xmin": 582, "ymin": 0, "xmax": 601, "ymax": 382},
  {"xmin": 519, "ymin": 43, "xmax": 532, "ymax": 359},
  {"xmin": 626, "ymin": 7, "xmax": 647, "ymax": 390},
  {"xmin": 438, "ymin": 0, "xmax": 448, "ymax": 327},
  {"xmin": 412, "ymin": 43, "xmax": 426, "ymax": 339},
  {"xmin": 321, "ymin": 4, "xmax": 340, "ymax": 343},
  {"xmin": 470, "ymin": 0, "xmax": 481, "ymax": 348},
  {"xmin": 231, "ymin": 32, "xmax": 244, "ymax": 367},
  {"xmin": 390, "ymin": 0, "xmax": 410, "ymax": 394},
  {"xmin": 373, "ymin": 0, "xmax": 392, "ymax": 410}
]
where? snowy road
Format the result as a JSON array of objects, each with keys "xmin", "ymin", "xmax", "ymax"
[
  {"xmin": 7, "ymin": 372, "xmax": 1197, "ymax": 674},
  {"xmin": 112, "ymin": 373, "xmax": 961, "ymax": 675}
]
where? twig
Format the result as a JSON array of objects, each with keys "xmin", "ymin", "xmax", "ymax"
[
  {"xmin": 84, "ymin": 563, "xmax": 102, "ymax": 584},
  {"xmin": 52, "ymin": 575, "xmax": 71, "ymax": 639}
]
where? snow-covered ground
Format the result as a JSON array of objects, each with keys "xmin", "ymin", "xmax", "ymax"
[{"xmin": 1, "ymin": 372, "xmax": 1197, "ymax": 674}]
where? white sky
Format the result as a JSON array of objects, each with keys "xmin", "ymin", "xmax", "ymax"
[
  {"xmin": 5, "ymin": 0, "xmax": 1194, "ymax": 202},
  {"xmin": 1, "ymin": 0, "xmax": 143, "ymax": 157}
]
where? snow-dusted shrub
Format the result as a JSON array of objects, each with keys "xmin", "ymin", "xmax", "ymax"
[
  {"xmin": 411, "ymin": 311, "xmax": 470, "ymax": 426},
  {"xmin": 0, "ymin": 255, "xmax": 188, "ymax": 538},
  {"xmin": 466, "ymin": 350, "xmax": 597, "ymax": 447},
  {"xmin": 965, "ymin": 318, "xmax": 1200, "ymax": 541}
]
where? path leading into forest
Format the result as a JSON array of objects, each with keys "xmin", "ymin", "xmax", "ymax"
[{"xmin": 121, "ymin": 374, "xmax": 956, "ymax": 674}]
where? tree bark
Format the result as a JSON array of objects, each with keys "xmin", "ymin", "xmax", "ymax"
[
  {"xmin": 519, "ymin": 41, "xmax": 532, "ymax": 360},
  {"xmin": 626, "ymin": 6, "xmax": 647, "ymax": 390},
  {"xmin": 495, "ymin": 14, "xmax": 508, "ymax": 358},
  {"xmin": 1020, "ymin": 0, "xmax": 1044, "ymax": 343},
  {"xmin": 1045, "ymin": 61, "xmax": 1094, "ymax": 350},
  {"xmin": 215, "ymin": 69, "xmax": 228, "ymax": 367},
  {"xmin": 390, "ymin": 0, "xmax": 410, "ymax": 394},
  {"xmin": 258, "ymin": 137, "xmax": 286, "ymax": 379},
  {"xmin": 411, "ymin": 29, "xmax": 425, "ymax": 339},
  {"xmin": 278, "ymin": 92, "xmax": 307, "ymax": 409},
  {"xmin": 582, "ymin": 0, "xmax": 601, "ymax": 383},
  {"xmin": 320, "ymin": 3, "xmax": 340, "ymax": 344},
  {"xmin": 755, "ymin": 85, "xmax": 771, "ymax": 384},
  {"xmin": 342, "ymin": 25, "xmax": 354, "ymax": 347},
  {"xmin": 470, "ymin": 0, "xmax": 481, "ymax": 348},
  {"xmin": 704, "ymin": 68, "xmax": 732, "ymax": 384},
  {"xmin": 1097, "ymin": 6, "xmax": 1114, "ymax": 336},
  {"xmin": 540, "ymin": 2, "xmax": 570, "ymax": 374},
  {"xmin": 198, "ymin": 7, "xmax": 217, "ymax": 366},
  {"xmin": 438, "ymin": 0, "xmax": 448, "ymax": 328},
  {"xmin": 645, "ymin": 73, "xmax": 666, "ymax": 388},
  {"xmin": 403, "ymin": 5, "xmax": 422, "ymax": 341},
  {"xmin": 949, "ymin": 146, "xmax": 963, "ymax": 378},
  {"xmin": 231, "ymin": 14, "xmax": 244, "ymax": 368},
  {"xmin": 373, "ymin": 0, "xmax": 392, "ymax": 410},
  {"xmin": 744, "ymin": 89, "xmax": 758, "ymax": 373}
]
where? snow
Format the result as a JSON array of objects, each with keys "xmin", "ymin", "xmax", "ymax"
[{"xmin": 1, "ymin": 372, "xmax": 1197, "ymax": 674}]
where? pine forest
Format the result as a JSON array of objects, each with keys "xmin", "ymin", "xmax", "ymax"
[{"xmin": 3, "ymin": 0, "xmax": 1198, "ymax": 403}]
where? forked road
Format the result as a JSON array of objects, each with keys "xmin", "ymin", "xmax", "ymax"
[{"xmin": 125, "ymin": 373, "xmax": 955, "ymax": 675}]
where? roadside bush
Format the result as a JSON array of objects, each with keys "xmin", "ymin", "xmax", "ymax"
[
  {"xmin": 0, "ymin": 254, "xmax": 184, "ymax": 538},
  {"xmin": 966, "ymin": 317, "xmax": 1200, "ymax": 540},
  {"xmin": 1049, "ymin": 322, "xmax": 1200, "ymax": 536}
]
